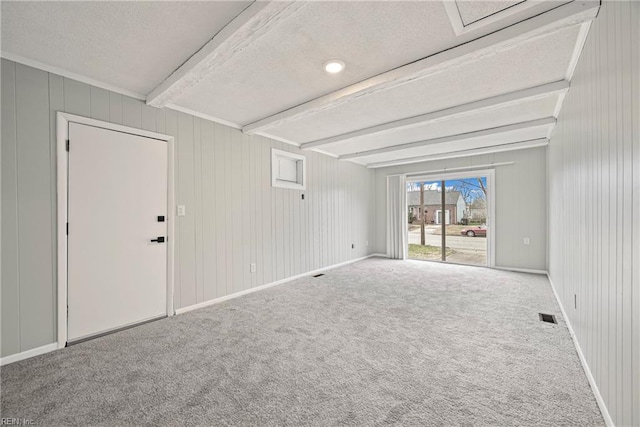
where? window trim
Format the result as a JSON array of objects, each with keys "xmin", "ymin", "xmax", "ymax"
[{"xmin": 271, "ymin": 148, "xmax": 306, "ymax": 190}]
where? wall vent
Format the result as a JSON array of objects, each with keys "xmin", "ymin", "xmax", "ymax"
[
  {"xmin": 312, "ymin": 274, "xmax": 325, "ymax": 278},
  {"xmin": 539, "ymin": 313, "xmax": 557, "ymax": 324}
]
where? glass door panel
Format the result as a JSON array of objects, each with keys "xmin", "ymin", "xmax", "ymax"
[
  {"xmin": 407, "ymin": 180, "xmax": 448, "ymax": 261},
  {"xmin": 443, "ymin": 177, "xmax": 488, "ymax": 266}
]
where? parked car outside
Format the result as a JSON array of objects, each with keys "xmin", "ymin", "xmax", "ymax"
[{"xmin": 460, "ymin": 225, "xmax": 487, "ymax": 237}]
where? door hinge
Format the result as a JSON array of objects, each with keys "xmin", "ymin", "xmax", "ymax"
[
  {"xmin": 66, "ymin": 140, "xmax": 70, "ymax": 151},
  {"xmin": 66, "ymin": 223, "xmax": 68, "ymax": 235}
]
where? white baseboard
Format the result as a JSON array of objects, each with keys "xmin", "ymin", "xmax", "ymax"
[
  {"xmin": 175, "ymin": 254, "xmax": 379, "ymax": 315},
  {"xmin": 370, "ymin": 253, "xmax": 388, "ymax": 258},
  {"xmin": 0, "ymin": 255, "xmax": 381, "ymax": 363},
  {"xmin": 547, "ymin": 273, "xmax": 614, "ymax": 427},
  {"xmin": 494, "ymin": 266, "xmax": 548, "ymax": 275},
  {"xmin": 0, "ymin": 343, "xmax": 59, "ymax": 366}
]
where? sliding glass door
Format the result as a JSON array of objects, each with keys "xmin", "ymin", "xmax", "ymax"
[{"xmin": 406, "ymin": 173, "xmax": 491, "ymax": 267}]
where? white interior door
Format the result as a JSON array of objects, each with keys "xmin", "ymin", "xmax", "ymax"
[{"xmin": 67, "ymin": 122, "xmax": 167, "ymax": 342}]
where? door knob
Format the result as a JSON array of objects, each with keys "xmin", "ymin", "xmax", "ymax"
[{"xmin": 151, "ymin": 236, "xmax": 165, "ymax": 243}]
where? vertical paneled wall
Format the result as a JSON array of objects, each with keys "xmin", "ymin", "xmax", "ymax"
[
  {"xmin": 0, "ymin": 59, "xmax": 376, "ymax": 358},
  {"xmin": 373, "ymin": 147, "xmax": 548, "ymax": 271},
  {"xmin": 547, "ymin": 1, "xmax": 639, "ymax": 426}
]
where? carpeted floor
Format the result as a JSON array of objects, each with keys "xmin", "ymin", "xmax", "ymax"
[{"xmin": 1, "ymin": 258, "xmax": 604, "ymax": 426}]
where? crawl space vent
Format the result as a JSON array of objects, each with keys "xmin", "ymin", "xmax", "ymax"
[
  {"xmin": 539, "ymin": 313, "xmax": 557, "ymax": 324},
  {"xmin": 312, "ymin": 274, "xmax": 325, "ymax": 278}
]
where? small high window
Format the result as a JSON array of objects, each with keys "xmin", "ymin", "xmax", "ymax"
[{"xmin": 271, "ymin": 148, "xmax": 306, "ymax": 190}]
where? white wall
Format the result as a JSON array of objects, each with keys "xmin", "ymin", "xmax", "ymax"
[
  {"xmin": 548, "ymin": 1, "xmax": 639, "ymax": 425},
  {"xmin": 0, "ymin": 59, "xmax": 376, "ymax": 358},
  {"xmin": 374, "ymin": 147, "xmax": 547, "ymax": 270}
]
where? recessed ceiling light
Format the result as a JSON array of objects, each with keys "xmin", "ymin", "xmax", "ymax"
[{"xmin": 324, "ymin": 60, "xmax": 345, "ymax": 74}]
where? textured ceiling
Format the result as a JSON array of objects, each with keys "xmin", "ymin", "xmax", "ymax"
[
  {"xmin": 173, "ymin": 1, "xmax": 457, "ymax": 125},
  {"xmin": 266, "ymin": 25, "xmax": 580, "ymax": 144},
  {"xmin": 349, "ymin": 120, "xmax": 554, "ymax": 165},
  {"xmin": 456, "ymin": 0, "xmax": 526, "ymax": 25},
  {"xmin": 0, "ymin": 0, "xmax": 596, "ymax": 166},
  {"xmin": 321, "ymin": 95, "xmax": 560, "ymax": 157},
  {"xmin": 1, "ymin": 1, "xmax": 251, "ymax": 94}
]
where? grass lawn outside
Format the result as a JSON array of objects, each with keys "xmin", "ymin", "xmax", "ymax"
[{"xmin": 408, "ymin": 243, "xmax": 456, "ymax": 260}]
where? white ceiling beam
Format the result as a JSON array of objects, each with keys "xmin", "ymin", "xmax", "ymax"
[
  {"xmin": 301, "ymin": 80, "xmax": 569, "ymax": 149},
  {"xmin": 366, "ymin": 138, "xmax": 549, "ymax": 169},
  {"xmin": 242, "ymin": 0, "xmax": 599, "ymax": 135},
  {"xmin": 339, "ymin": 117, "xmax": 556, "ymax": 160},
  {"xmin": 146, "ymin": 1, "xmax": 306, "ymax": 108}
]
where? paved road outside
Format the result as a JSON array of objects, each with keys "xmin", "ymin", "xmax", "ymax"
[
  {"xmin": 408, "ymin": 231, "xmax": 486, "ymax": 251},
  {"xmin": 408, "ymin": 225, "xmax": 487, "ymax": 266}
]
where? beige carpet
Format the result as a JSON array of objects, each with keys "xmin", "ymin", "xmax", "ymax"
[{"xmin": 1, "ymin": 257, "xmax": 604, "ymax": 426}]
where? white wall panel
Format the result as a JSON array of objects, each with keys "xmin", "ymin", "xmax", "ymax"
[
  {"xmin": 108, "ymin": 92, "xmax": 123, "ymax": 125},
  {"xmin": 63, "ymin": 78, "xmax": 90, "ymax": 116},
  {"xmin": 15, "ymin": 63, "xmax": 55, "ymax": 350},
  {"xmin": 89, "ymin": 86, "xmax": 110, "ymax": 122},
  {"xmin": 1, "ymin": 59, "xmax": 20, "ymax": 356},
  {"xmin": 121, "ymin": 96, "xmax": 142, "ymax": 130},
  {"xmin": 0, "ymin": 59, "xmax": 375, "ymax": 358},
  {"xmin": 176, "ymin": 112, "xmax": 197, "ymax": 308},
  {"xmin": 548, "ymin": 2, "xmax": 639, "ymax": 426}
]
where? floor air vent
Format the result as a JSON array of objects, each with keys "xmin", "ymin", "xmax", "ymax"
[
  {"xmin": 539, "ymin": 313, "xmax": 557, "ymax": 324},
  {"xmin": 312, "ymin": 274, "xmax": 325, "ymax": 278}
]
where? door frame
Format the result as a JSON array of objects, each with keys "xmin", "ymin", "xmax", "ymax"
[
  {"xmin": 56, "ymin": 112, "xmax": 175, "ymax": 348},
  {"xmin": 406, "ymin": 169, "xmax": 496, "ymax": 268}
]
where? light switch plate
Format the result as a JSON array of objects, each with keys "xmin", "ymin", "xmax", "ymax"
[
  {"xmin": 523, "ymin": 237, "xmax": 530, "ymax": 245},
  {"xmin": 177, "ymin": 205, "xmax": 186, "ymax": 216},
  {"xmin": 250, "ymin": 263, "xmax": 256, "ymax": 273}
]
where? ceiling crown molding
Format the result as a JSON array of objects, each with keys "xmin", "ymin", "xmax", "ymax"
[{"xmin": 0, "ymin": 51, "xmax": 147, "ymax": 100}]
